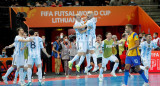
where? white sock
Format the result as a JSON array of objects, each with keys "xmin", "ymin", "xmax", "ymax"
[
  {"xmin": 70, "ymin": 55, "xmax": 79, "ymax": 63},
  {"xmin": 38, "ymin": 67, "xmax": 42, "ymax": 82},
  {"xmin": 140, "ymin": 65, "xmax": 145, "ymax": 70},
  {"xmin": 77, "ymin": 55, "xmax": 85, "ymax": 67},
  {"xmin": 100, "ymin": 68, "xmax": 103, "ymax": 76},
  {"xmin": 112, "ymin": 63, "xmax": 119, "ymax": 73},
  {"xmin": 86, "ymin": 54, "xmax": 91, "ymax": 67},
  {"xmin": 4, "ymin": 66, "xmax": 14, "ymax": 78},
  {"xmin": 27, "ymin": 68, "xmax": 32, "ymax": 82},
  {"xmin": 14, "ymin": 70, "xmax": 19, "ymax": 80},
  {"xmin": 23, "ymin": 71, "xmax": 27, "ymax": 81},
  {"xmin": 19, "ymin": 68, "xmax": 24, "ymax": 82},
  {"xmin": 91, "ymin": 53, "xmax": 98, "ymax": 67},
  {"xmin": 144, "ymin": 69, "xmax": 149, "ymax": 79}
]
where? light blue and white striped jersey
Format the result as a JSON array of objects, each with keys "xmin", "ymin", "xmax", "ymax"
[
  {"xmin": 85, "ymin": 17, "xmax": 97, "ymax": 37},
  {"xmin": 13, "ymin": 35, "xmax": 25, "ymax": 56},
  {"xmin": 140, "ymin": 41, "xmax": 157, "ymax": 61},
  {"xmin": 74, "ymin": 20, "xmax": 87, "ymax": 41},
  {"xmin": 27, "ymin": 36, "xmax": 44, "ymax": 58}
]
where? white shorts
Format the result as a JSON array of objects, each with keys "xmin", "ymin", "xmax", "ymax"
[
  {"xmin": 28, "ymin": 56, "xmax": 42, "ymax": 66},
  {"xmin": 24, "ymin": 59, "xmax": 28, "ymax": 67},
  {"xmin": 88, "ymin": 36, "xmax": 96, "ymax": 50},
  {"xmin": 77, "ymin": 40, "xmax": 87, "ymax": 53},
  {"xmin": 102, "ymin": 55, "xmax": 118, "ymax": 67},
  {"xmin": 15, "ymin": 54, "xmax": 25, "ymax": 67},
  {"xmin": 142, "ymin": 59, "xmax": 151, "ymax": 68},
  {"xmin": 12, "ymin": 55, "xmax": 16, "ymax": 66}
]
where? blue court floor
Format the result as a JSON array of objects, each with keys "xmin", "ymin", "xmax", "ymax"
[{"xmin": 2, "ymin": 73, "xmax": 160, "ymax": 86}]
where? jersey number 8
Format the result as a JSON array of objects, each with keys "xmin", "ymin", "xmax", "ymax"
[{"xmin": 31, "ymin": 42, "xmax": 36, "ymax": 49}]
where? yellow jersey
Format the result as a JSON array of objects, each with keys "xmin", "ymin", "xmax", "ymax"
[{"xmin": 127, "ymin": 32, "xmax": 140, "ymax": 56}]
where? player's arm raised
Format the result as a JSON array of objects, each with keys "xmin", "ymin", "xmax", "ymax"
[
  {"xmin": 18, "ymin": 39, "xmax": 33, "ymax": 42},
  {"xmin": 5, "ymin": 43, "xmax": 15, "ymax": 49}
]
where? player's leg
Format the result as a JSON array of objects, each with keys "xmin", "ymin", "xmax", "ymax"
[
  {"xmin": 68, "ymin": 54, "xmax": 80, "ymax": 69},
  {"xmin": 99, "ymin": 56, "xmax": 109, "ymax": 82},
  {"xmin": 123, "ymin": 56, "xmax": 132, "ymax": 86},
  {"xmin": 134, "ymin": 56, "xmax": 149, "ymax": 85},
  {"xmin": 26, "ymin": 57, "xmax": 33, "ymax": 85},
  {"xmin": 13, "ymin": 68, "xmax": 19, "ymax": 84},
  {"xmin": 76, "ymin": 52, "xmax": 85, "ymax": 72},
  {"xmin": 35, "ymin": 57, "xmax": 44, "ymax": 85},
  {"xmin": 2, "ymin": 65, "xmax": 16, "ymax": 84},
  {"xmin": 23, "ymin": 60, "xmax": 28, "ymax": 83},
  {"xmin": 135, "ymin": 65, "xmax": 149, "ymax": 84},
  {"xmin": 90, "ymin": 50, "xmax": 98, "ymax": 72},
  {"xmin": 18, "ymin": 66, "xmax": 24, "ymax": 84},
  {"xmin": 110, "ymin": 55, "xmax": 119, "ymax": 77}
]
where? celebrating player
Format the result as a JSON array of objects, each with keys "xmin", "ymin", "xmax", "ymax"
[
  {"xmin": 73, "ymin": 11, "xmax": 98, "ymax": 73},
  {"xmin": 25, "ymin": 29, "xmax": 50, "ymax": 86},
  {"xmin": 122, "ymin": 24, "xmax": 149, "ymax": 86},
  {"xmin": 68, "ymin": 14, "xmax": 88, "ymax": 73},
  {"xmin": 98, "ymin": 32, "xmax": 119, "ymax": 82},
  {"xmin": 140, "ymin": 34, "xmax": 157, "ymax": 81}
]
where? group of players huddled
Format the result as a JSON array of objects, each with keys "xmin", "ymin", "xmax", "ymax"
[
  {"xmin": 69, "ymin": 11, "xmax": 155, "ymax": 86},
  {"xmin": 2, "ymin": 28, "xmax": 50, "ymax": 86},
  {"xmin": 2, "ymin": 11, "xmax": 156, "ymax": 86}
]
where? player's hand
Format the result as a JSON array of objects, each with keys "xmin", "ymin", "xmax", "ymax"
[
  {"xmin": 5, "ymin": 46, "xmax": 9, "ymax": 49},
  {"xmin": 57, "ymin": 56, "xmax": 60, "ymax": 59},
  {"xmin": 20, "ymin": 48, "xmax": 23, "ymax": 51},
  {"xmin": 47, "ymin": 54, "xmax": 51, "ymax": 58},
  {"xmin": 126, "ymin": 49, "xmax": 130, "ymax": 56},
  {"xmin": 99, "ymin": 50, "xmax": 103, "ymax": 53},
  {"xmin": 29, "ymin": 38, "xmax": 33, "ymax": 42},
  {"xmin": 145, "ymin": 66, "xmax": 149, "ymax": 70}
]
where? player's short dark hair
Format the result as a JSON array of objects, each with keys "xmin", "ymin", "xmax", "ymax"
[
  {"xmin": 105, "ymin": 32, "xmax": 111, "ymax": 36},
  {"xmin": 17, "ymin": 27, "xmax": 23, "ymax": 32},
  {"xmin": 126, "ymin": 24, "xmax": 133, "ymax": 29},
  {"xmin": 97, "ymin": 34, "xmax": 102, "ymax": 38},
  {"xmin": 154, "ymin": 32, "xmax": 158, "ymax": 36},
  {"xmin": 29, "ymin": 29, "xmax": 34, "ymax": 35},
  {"xmin": 24, "ymin": 32, "xmax": 28, "ymax": 35},
  {"xmin": 63, "ymin": 35, "xmax": 67, "ymax": 38},
  {"xmin": 122, "ymin": 33, "xmax": 126, "ymax": 38},
  {"xmin": 55, "ymin": 36, "xmax": 60, "ymax": 40},
  {"xmin": 145, "ymin": 34, "xmax": 151, "ymax": 37}
]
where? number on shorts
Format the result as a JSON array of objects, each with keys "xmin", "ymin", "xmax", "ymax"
[{"xmin": 31, "ymin": 42, "xmax": 36, "ymax": 49}]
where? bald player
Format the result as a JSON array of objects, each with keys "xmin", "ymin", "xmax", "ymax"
[
  {"xmin": 68, "ymin": 14, "xmax": 88, "ymax": 73},
  {"xmin": 74, "ymin": 11, "xmax": 98, "ymax": 73}
]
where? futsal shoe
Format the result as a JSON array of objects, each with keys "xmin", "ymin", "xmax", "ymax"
[
  {"xmin": 2, "ymin": 76, "xmax": 8, "ymax": 84},
  {"xmin": 143, "ymin": 82, "xmax": 149, "ymax": 86},
  {"xmin": 84, "ymin": 66, "xmax": 92, "ymax": 73},
  {"xmin": 77, "ymin": 75, "xmax": 80, "ymax": 78},
  {"xmin": 92, "ymin": 66, "xmax": 99, "ymax": 72},
  {"xmin": 121, "ymin": 84, "xmax": 127, "ymax": 86},
  {"xmin": 87, "ymin": 72, "xmax": 92, "ymax": 75},
  {"xmin": 26, "ymin": 82, "xmax": 32, "ymax": 86},
  {"xmin": 38, "ymin": 80, "xmax": 45, "ymax": 86},
  {"xmin": 68, "ymin": 61, "xmax": 73, "ymax": 69},
  {"xmin": 119, "ymin": 69, "xmax": 123, "ymax": 73},
  {"xmin": 75, "ymin": 65, "xmax": 80, "ymax": 72},
  {"xmin": 110, "ymin": 72, "xmax": 117, "ymax": 77},
  {"xmin": 98, "ymin": 74, "xmax": 103, "ymax": 82},
  {"xmin": 13, "ymin": 78, "xmax": 17, "ymax": 84}
]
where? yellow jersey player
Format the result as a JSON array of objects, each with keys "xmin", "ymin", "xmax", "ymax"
[{"xmin": 122, "ymin": 24, "xmax": 149, "ymax": 86}]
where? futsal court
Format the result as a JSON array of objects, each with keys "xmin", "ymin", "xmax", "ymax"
[{"xmin": 1, "ymin": 73, "xmax": 160, "ymax": 86}]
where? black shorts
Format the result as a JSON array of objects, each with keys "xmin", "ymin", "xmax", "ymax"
[{"xmin": 90, "ymin": 57, "xmax": 102, "ymax": 64}]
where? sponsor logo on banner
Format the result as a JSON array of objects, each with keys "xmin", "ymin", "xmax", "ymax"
[{"xmin": 149, "ymin": 51, "xmax": 160, "ymax": 72}]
